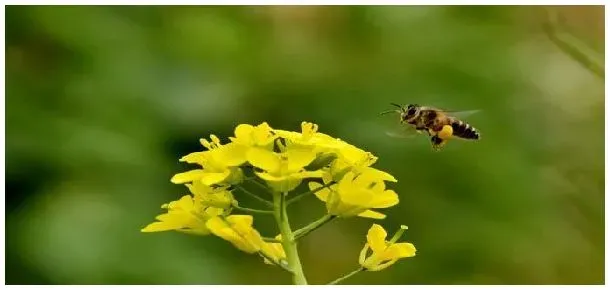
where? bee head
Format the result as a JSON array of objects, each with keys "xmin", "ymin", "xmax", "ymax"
[
  {"xmin": 381, "ymin": 103, "xmax": 419, "ymax": 122},
  {"xmin": 405, "ymin": 104, "xmax": 419, "ymax": 117}
]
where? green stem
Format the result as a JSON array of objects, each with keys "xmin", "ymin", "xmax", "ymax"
[
  {"xmin": 286, "ymin": 181, "xmax": 336, "ymax": 206},
  {"xmin": 328, "ymin": 267, "xmax": 365, "ymax": 285},
  {"xmin": 273, "ymin": 193, "xmax": 308, "ymax": 285},
  {"xmin": 233, "ymin": 205, "xmax": 274, "ymax": 215},
  {"xmin": 236, "ymin": 185, "xmax": 273, "ymax": 208},
  {"xmin": 294, "ymin": 214, "xmax": 337, "ymax": 241}
]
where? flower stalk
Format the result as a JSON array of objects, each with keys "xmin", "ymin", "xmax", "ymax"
[
  {"xmin": 294, "ymin": 214, "xmax": 336, "ymax": 241},
  {"xmin": 232, "ymin": 204, "xmax": 274, "ymax": 215},
  {"xmin": 286, "ymin": 181, "xmax": 337, "ymax": 206},
  {"xmin": 273, "ymin": 192, "xmax": 308, "ymax": 285},
  {"xmin": 236, "ymin": 185, "xmax": 273, "ymax": 208},
  {"xmin": 328, "ymin": 267, "xmax": 365, "ymax": 285}
]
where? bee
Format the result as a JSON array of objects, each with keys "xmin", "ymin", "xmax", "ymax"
[{"xmin": 381, "ymin": 103, "xmax": 481, "ymax": 151}]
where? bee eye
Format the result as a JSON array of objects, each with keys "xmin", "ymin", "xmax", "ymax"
[{"xmin": 407, "ymin": 108, "xmax": 416, "ymax": 115}]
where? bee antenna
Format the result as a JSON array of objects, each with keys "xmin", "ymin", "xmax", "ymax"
[
  {"xmin": 390, "ymin": 103, "xmax": 403, "ymax": 109},
  {"xmin": 379, "ymin": 110, "xmax": 398, "ymax": 115}
]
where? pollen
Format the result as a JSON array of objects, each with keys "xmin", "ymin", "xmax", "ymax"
[{"xmin": 438, "ymin": 125, "xmax": 453, "ymax": 140}]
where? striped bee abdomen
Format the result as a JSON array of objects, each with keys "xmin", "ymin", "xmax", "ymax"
[{"xmin": 451, "ymin": 120, "xmax": 480, "ymax": 140}]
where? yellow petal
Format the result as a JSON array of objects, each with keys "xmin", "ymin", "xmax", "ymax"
[
  {"xmin": 362, "ymin": 167, "xmax": 397, "ymax": 182},
  {"xmin": 337, "ymin": 171, "xmax": 356, "ymax": 192},
  {"xmin": 214, "ymin": 143, "xmax": 247, "ymax": 166},
  {"xmin": 254, "ymin": 171, "xmax": 286, "ymax": 182},
  {"xmin": 357, "ymin": 210, "xmax": 386, "ymax": 219},
  {"xmin": 341, "ymin": 187, "xmax": 374, "ymax": 206},
  {"xmin": 141, "ymin": 221, "xmax": 180, "ymax": 232},
  {"xmin": 392, "ymin": 242, "xmax": 417, "ymax": 258},
  {"xmin": 261, "ymin": 242, "xmax": 286, "ymax": 265},
  {"xmin": 225, "ymin": 215, "xmax": 254, "ymax": 228},
  {"xmin": 200, "ymin": 170, "xmax": 231, "ymax": 185},
  {"xmin": 309, "ymin": 182, "xmax": 330, "ymax": 202},
  {"xmin": 367, "ymin": 224, "xmax": 388, "ymax": 253},
  {"xmin": 294, "ymin": 170, "xmax": 324, "ymax": 179},
  {"xmin": 352, "ymin": 172, "xmax": 374, "ymax": 188},
  {"xmin": 286, "ymin": 149, "xmax": 316, "ymax": 172},
  {"xmin": 203, "ymin": 206, "xmax": 225, "ymax": 217},
  {"xmin": 273, "ymin": 129, "xmax": 301, "ymax": 141},
  {"xmin": 142, "ymin": 194, "xmax": 211, "ymax": 234},
  {"xmin": 179, "ymin": 152, "xmax": 207, "ymax": 164},
  {"xmin": 252, "ymin": 122, "xmax": 275, "ymax": 144},
  {"xmin": 156, "ymin": 212, "xmax": 204, "ymax": 232},
  {"xmin": 371, "ymin": 181, "xmax": 386, "ymax": 193},
  {"xmin": 199, "ymin": 191, "xmax": 233, "ymax": 209},
  {"xmin": 338, "ymin": 145, "xmax": 368, "ymax": 163},
  {"xmin": 259, "ymin": 176, "xmax": 304, "ymax": 193},
  {"xmin": 234, "ymin": 124, "xmax": 254, "ymax": 141},
  {"xmin": 369, "ymin": 190, "xmax": 399, "ymax": 208},
  {"xmin": 171, "ymin": 169, "xmax": 206, "ymax": 184},
  {"xmin": 247, "ymin": 147, "xmax": 280, "ymax": 173},
  {"xmin": 168, "ymin": 195, "xmax": 195, "ymax": 210},
  {"xmin": 154, "ymin": 211, "xmax": 191, "ymax": 223},
  {"xmin": 326, "ymin": 189, "xmax": 344, "ymax": 216},
  {"xmin": 186, "ymin": 181, "xmax": 212, "ymax": 196},
  {"xmin": 206, "ymin": 217, "xmax": 257, "ymax": 252},
  {"xmin": 205, "ymin": 216, "xmax": 228, "ymax": 232}
]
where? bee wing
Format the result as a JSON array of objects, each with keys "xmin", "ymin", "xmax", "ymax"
[
  {"xmin": 385, "ymin": 123, "xmax": 420, "ymax": 139},
  {"xmin": 444, "ymin": 109, "xmax": 481, "ymax": 119}
]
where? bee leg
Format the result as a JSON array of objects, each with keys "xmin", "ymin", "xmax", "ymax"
[{"xmin": 430, "ymin": 136, "xmax": 447, "ymax": 151}]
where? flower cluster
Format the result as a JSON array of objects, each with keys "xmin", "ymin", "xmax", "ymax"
[{"xmin": 142, "ymin": 122, "xmax": 416, "ymax": 284}]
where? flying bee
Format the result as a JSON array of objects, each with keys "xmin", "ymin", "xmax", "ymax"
[{"xmin": 381, "ymin": 103, "xmax": 481, "ymax": 151}]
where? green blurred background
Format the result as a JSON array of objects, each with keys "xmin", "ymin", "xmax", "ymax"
[{"xmin": 6, "ymin": 5, "xmax": 604, "ymax": 285}]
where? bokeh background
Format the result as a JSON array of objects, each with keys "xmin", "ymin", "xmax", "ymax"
[{"xmin": 6, "ymin": 5, "xmax": 604, "ymax": 285}]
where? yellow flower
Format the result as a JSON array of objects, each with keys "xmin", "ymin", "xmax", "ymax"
[
  {"xmin": 206, "ymin": 215, "xmax": 265, "ymax": 253},
  {"xmin": 275, "ymin": 122, "xmax": 344, "ymax": 152},
  {"xmin": 141, "ymin": 195, "xmax": 224, "ymax": 235},
  {"xmin": 229, "ymin": 122, "xmax": 277, "ymax": 148},
  {"xmin": 274, "ymin": 122, "xmax": 349, "ymax": 172},
  {"xmin": 330, "ymin": 143, "xmax": 396, "ymax": 183},
  {"xmin": 261, "ymin": 234, "xmax": 286, "ymax": 265},
  {"xmin": 310, "ymin": 171, "xmax": 399, "ymax": 219},
  {"xmin": 186, "ymin": 181, "xmax": 235, "ymax": 209},
  {"xmin": 359, "ymin": 224, "xmax": 416, "ymax": 271},
  {"xmin": 206, "ymin": 216, "xmax": 286, "ymax": 265},
  {"xmin": 171, "ymin": 135, "xmax": 245, "ymax": 186},
  {"xmin": 247, "ymin": 147, "xmax": 323, "ymax": 192}
]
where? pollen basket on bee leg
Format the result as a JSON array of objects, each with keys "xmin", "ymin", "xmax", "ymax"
[{"xmin": 438, "ymin": 125, "xmax": 454, "ymax": 140}]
